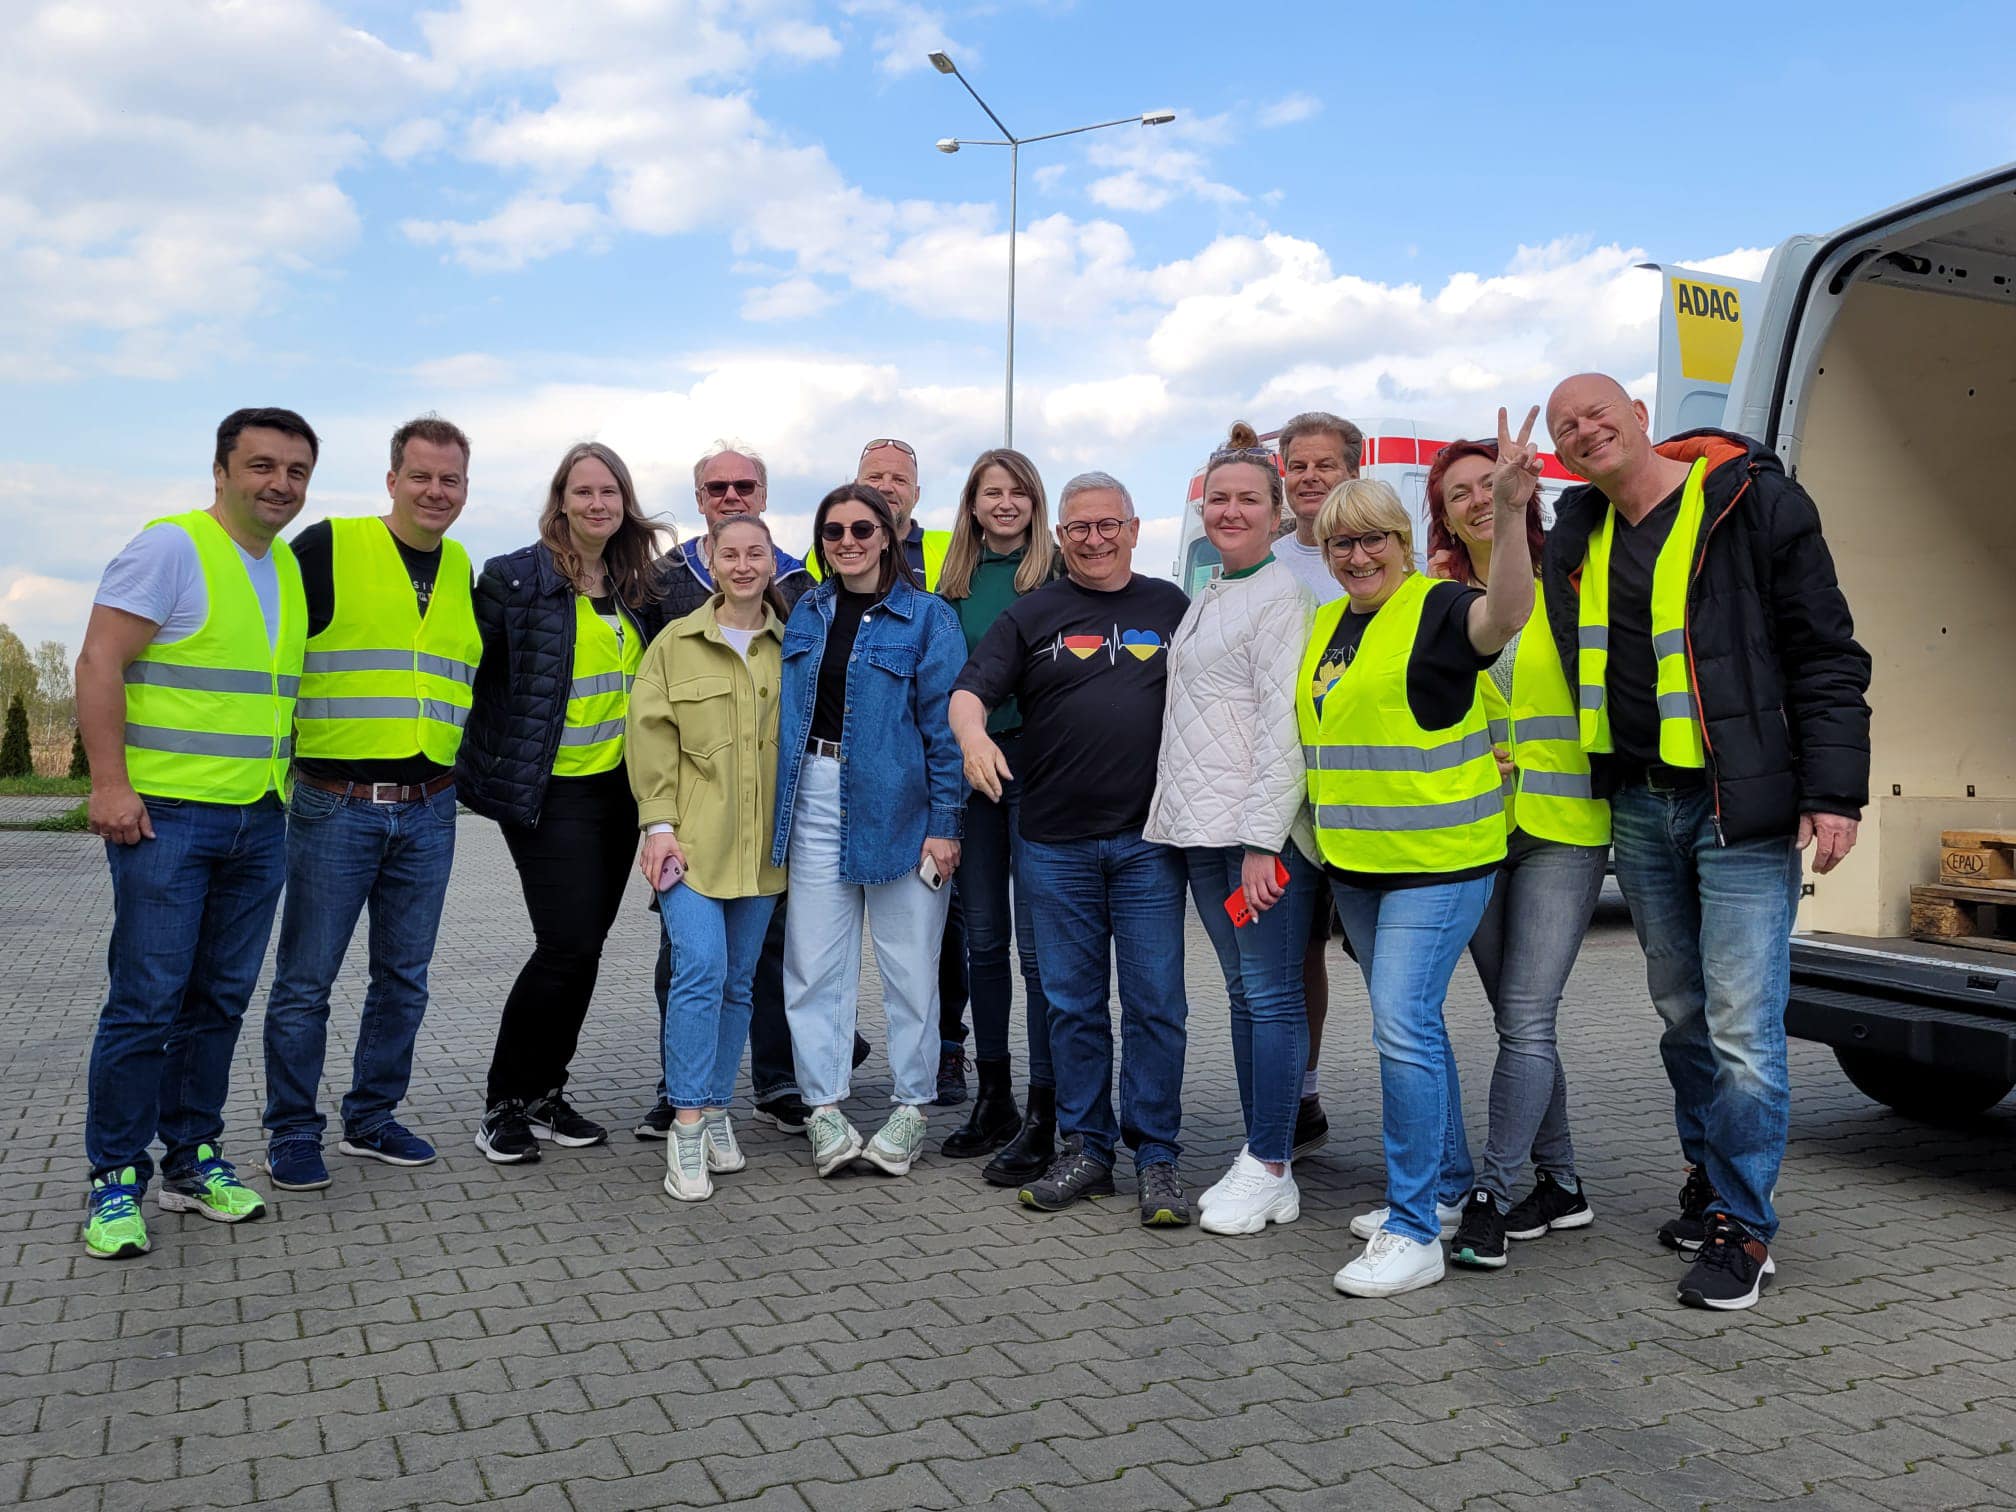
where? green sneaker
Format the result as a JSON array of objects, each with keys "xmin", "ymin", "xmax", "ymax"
[
  {"xmin": 158, "ymin": 1146, "xmax": 268, "ymax": 1224},
  {"xmin": 861, "ymin": 1104, "xmax": 928, "ymax": 1176},
  {"xmin": 84, "ymin": 1169, "xmax": 150, "ymax": 1260},
  {"xmin": 807, "ymin": 1110, "xmax": 863, "ymax": 1178}
]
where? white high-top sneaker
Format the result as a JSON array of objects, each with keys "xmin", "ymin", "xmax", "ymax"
[
  {"xmin": 1199, "ymin": 1153, "xmax": 1299, "ymax": 1237},
  {"xmin": 1333, "ymin": 1228, "xmax": 1445, "ymax": 1298},
  {"xmin": 663, "ymin": 1120, "xmax": 713, "ymax": 1202}
]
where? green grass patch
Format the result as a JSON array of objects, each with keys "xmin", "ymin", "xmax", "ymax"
[
  {"xmin": 0, "ymin": 775, "xmax": 90, "ymax": 796},
  {"xmin": 31, "ymin": 802, "xmax": 90, "ymax": 832}
]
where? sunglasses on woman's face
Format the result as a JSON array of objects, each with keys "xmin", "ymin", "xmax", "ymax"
[{"xmin": 821, "ymin": 519, "xmax": 881, "ymax": 541}]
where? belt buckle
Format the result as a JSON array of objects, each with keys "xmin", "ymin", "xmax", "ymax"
[{"xmin": 369, "ymin": 781, "xmax": 404, "ymax": 804}]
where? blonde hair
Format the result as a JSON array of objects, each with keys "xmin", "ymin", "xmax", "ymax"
[
  {"xmin": 1201, "ymin": 421, "xmax": 1291, "ymax": 533},
  {"xmin": 1313, "ymin": 478, "xmax": 1415, "ymax": 574}
]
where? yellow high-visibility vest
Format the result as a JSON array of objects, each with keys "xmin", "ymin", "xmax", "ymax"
[
  {"xmin": 806, "ymin": 528, "xmax": 950, "ymax": 589},
  {"xmin": 122, "ymin": 510, "xmax": 305, "ymax": 804},
  {"xmin": 1506, "ymin": 586, "xmax": 1610, "ymax": 846},
  {"xmin": 553, "ymin": 594, "xmax": 645, "ymax": 777},
  {"xmin": 1296, "ymin": 573, "xmax": 1506, "ymax": 875},
  {"xmin": 1577, "ymin": 456, "xmax": 1708, "ymax": 767},
  {"xmin": 294, "ymin": 517, "xmax": 480, "ymax": 764}
]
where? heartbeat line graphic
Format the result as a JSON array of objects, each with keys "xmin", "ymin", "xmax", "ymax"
[{"xmin": 1045, "ymin": 626, "xmax": 1165, "ymax": 664}]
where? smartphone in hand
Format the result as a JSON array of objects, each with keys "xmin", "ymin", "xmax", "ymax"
[
  {"xmin": 918, "ymin": 853, "xmax": 945, "ymax": 891},
  {"xmin": 1223, "ymin": 856, "xmax": 1292, "ymax": 928},
  {"xmin": 657, "ymin": 853, "xmax": 685, "ymax": 892}
]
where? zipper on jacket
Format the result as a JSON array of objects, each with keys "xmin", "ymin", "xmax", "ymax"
[{"xmin": 1682, "ymin": 465, "xmax": 1753, "ymax": 847}]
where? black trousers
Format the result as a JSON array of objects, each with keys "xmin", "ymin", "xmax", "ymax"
[
  {"xmin": 938, "ymin": 884, "xmax": 970, "ymax": 1045},
  {"xmin": 487, "ymin": 769, "xmax": 636, "ymax": 1107}
]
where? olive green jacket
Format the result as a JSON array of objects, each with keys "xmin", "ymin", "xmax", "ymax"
[{"xmin": 626, "ymin": 598, "xmax": 786, "ymax": 898}]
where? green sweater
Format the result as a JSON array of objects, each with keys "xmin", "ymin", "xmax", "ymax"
[{"xmin": 953, "ymin": 546, "xmax": 1030, "ymax": 735}]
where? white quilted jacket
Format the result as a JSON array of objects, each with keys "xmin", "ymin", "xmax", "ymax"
[{"xmin": 1143, "ymin": 559, "xmax": 1315, "ymax": 856}]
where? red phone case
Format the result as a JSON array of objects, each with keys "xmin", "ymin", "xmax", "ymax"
[{"xmin": 1223, "ymin": 856, "xmax": 1293, "ymax": 928}]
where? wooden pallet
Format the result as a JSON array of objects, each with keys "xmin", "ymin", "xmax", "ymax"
[
  {"xmin": 1939, "ymin": 829, "xmax": 2016, "ymax": 888},
  {"xmin": 1909, "ymin": 881, "xmax": 2016, "ymax": 955}
]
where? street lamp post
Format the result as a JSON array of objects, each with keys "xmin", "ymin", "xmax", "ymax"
[{"xmin": 930, "ymin": 50, "xmax": 1173, "ymax": 447}]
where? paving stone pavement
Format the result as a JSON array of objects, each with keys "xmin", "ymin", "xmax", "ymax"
[
  {"xmin": 5, "ymin": 818, "xmax": 2015, "ymax": 1511},
  {"xmin": 0, "ymin": 796, "xmax": 83, "ymax": 825}
]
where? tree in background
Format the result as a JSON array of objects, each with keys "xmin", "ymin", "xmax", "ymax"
[
  {"xmin": 0, "ymin": 695, "xmax": 31, "ymax": 778},
  {"xmin": 69, "ymin": 723, "xmax": 89, "ymax": 779},
  {"xmin": 30, "ymin": 640, "xmax": 74, "ymax": 750},
  {"xmin": 0, "ymin": 625, "xmax": 36, "ymax": 721}
]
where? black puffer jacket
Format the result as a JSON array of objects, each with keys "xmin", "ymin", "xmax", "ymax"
[
  {"xmin": 660, "ymin": 540, "xmax": 815, "ymax": 622},
  {"xmin": 455, "ymin": 542, "xmax": 672, "ymax": 828},
  {"xmin": 1539, "ymin": 428, "xmax": 1871, "ymax": 844}
]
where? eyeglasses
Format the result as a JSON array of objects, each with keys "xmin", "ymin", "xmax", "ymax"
[
  {"xmin": 859, "ymin": 438, "xmax": 917, "ymax": 461},
  {"xmin": 1325, "ymin": 530, "xmax": 1393, "ymax": 557},
  {"xmin": 702, "ymin": 478, "xmax": 761, "ymax": 499},
  {"xmin": 821, "ymin": 519, "xmax": 882, "ymax": 542},
  {"xmin": 1061, "ymin": 517, "xmax": 1128, "ymax": 543}
]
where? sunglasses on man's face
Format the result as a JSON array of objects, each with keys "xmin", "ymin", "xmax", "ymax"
[
  {"xmin": 821, "ymin": 519, "xmax": 881, "ymax": 542},
  {"xmin": 703, "ymin": 478, "xmax": 760, "ymax": 499}
]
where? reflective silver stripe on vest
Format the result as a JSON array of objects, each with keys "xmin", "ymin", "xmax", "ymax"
[
  {"xmin": 569, "ymin": 671, "xmax": 629, "ymax": 700},
  {"xmin": 1578, "ymin": 685, "xmax": 1605, "ymax": 711},
  {"xmin": 1512, "ymin": 715, "xmax": 1580, "ymax": 743},
  {"xmin": 125, "ymin": 723, "xmax": 279, "ymax": 759},
  {"xmin": 303, "ymin": 648, "xmax": 477, "ymax": 684},
  {"xmin": 559, "ymin": 717, "xmax": 627, "ymax": 747},
  {"xmin": 1520, "ymin": 770, "xmax": 1595, "ymax": 799},
  {"xmin": 1657, "ymin": 691, "xmax": 1697, "ymax": 720},
  {"xmin": 1488, "ymin": 718, "xmax": 1509, "ymax": 745},
  {"xmin": 425, "ymin": 699, "xmax": 470, "ymax": 728},
  {"xmin": 1315, "ymin": 792, "xmax": 1503, "ymax": 831},
  {"xmin": 124, "ymin": 663, "xmax": 283, "ymax": 695},
  {"xmin": 295, "ymin": 697, "xmax": 469, "ymax": 727},
  {"xmin": 1301, "ymin": 728, "xmax": 1492, "ymax": 774},
  {"xmin": 1652, "ymin": 629, "xmax": 1687, "ymax": 658},
  {"xmin": 1578, "ymin": 626, "xmax": 1609, "ymax": 651},
  {"xmin": 417, "ymin": 652, "xmax": 476, "ymax": 684}
]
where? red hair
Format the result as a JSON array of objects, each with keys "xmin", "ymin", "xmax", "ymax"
[{"xmin": 1424, "ymin": 439, "xmax": 1546, "ymax": 586}]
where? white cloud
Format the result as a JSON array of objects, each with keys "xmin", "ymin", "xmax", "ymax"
[
  {"xmin": 382, "ymin": 117, "xmax": 449, "ymax": 162},
  {"xmin": 1084, "ymin": 113, "xmax": 1245, "ymax": 214},
  {"xmin": 1259, "ymin": 92, "xmax": 1322, "ymax": 128},
  {"xmin": 404, "ymin": 194, "xmax": 607, "ymax": 271},
  {"xmin": 411, "ymin": 353, "xmax": 516, "ymax": 388},
  {"xmin": 840, "ymin": 0, "xmax": 965, "ymax": 78},
  {"xmin": 742, "ymin": 276, "xmax": 841, "ymax": 321}
]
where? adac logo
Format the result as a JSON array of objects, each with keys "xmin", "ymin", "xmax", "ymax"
[{"xmin": 1119, "ymin": 629, "xmax": 1163, "ymax": 662}]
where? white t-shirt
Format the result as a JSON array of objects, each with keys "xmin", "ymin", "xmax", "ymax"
[
  {"xmin": 1273, "ymin": 535, "xmax": 1344, "ymax": 605},
  {"xmin": 95, "ymin": 520, "xmax": 283, "ymax": 648},
  {"xmin": 718, "ymin": 625, "xmax": 757, "ymax": 662}
]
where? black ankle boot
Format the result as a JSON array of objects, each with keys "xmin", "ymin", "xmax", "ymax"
[
  {"xmin": 942, "ymin": 1059, "xmax": 1020, "ymax": 1158},
  {"xmin": 982, "ymin": 1083, "xmax": 1054, "ymax": 1186}
]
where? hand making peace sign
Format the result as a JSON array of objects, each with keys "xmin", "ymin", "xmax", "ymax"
[{"xmin": 1491, "ymin": 404, "xmax": 1545, "ymax": 511}]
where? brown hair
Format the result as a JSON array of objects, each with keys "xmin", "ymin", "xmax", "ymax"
[
  {"xmin": 1424, "ymin": 439, "xmax": 1546, "ymax": 586},
  {"xmin": 708, "ymin": 514, "xmax": 792, "ymax": 622},
  {"xmin": 937, "ymin": 448, "xmax": 1058, "ymax": 600},
  {"xmin": 538, "ymin": 441, "xmax": 666, "ymax": 611},
  {"xmin": 1202, "ymin": 422, "xmax": 1289, "ymax": 532},
  {"xmin": 810, "ymin": 483, "xmax": 904, "ymax": 597},
  {"xmin": 390, "ymin": 413, "xmax": 470, "ymax": 472}
]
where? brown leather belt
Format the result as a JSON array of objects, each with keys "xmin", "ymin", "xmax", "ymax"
[{"xmin": 294, "ymin": 771, "xmax": 456, "ymax": 805}]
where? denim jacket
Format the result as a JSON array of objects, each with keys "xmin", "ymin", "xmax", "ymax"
[{"xmin": 770, "ymin": 575, "xmax": 966, "ymax": 885}]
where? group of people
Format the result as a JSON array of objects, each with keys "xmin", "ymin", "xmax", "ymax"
[{"xmin": 76, "ymin": 373, "xmax": 1872, "ymax": 1316}]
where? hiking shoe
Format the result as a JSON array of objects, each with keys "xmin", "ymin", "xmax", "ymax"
[
  {"xmin": 84, "ymin": 1169, "xmax": 149, "ymax": 1260},
  {"xmin": 1450, "ymin": 1188, "xmax": 1507, "ymax": 1270},
  {"xmin": 525, "ymin": 1090, "xmax": 607, "ymax": 1148},
  {"xmin": 862, "ymin": 1105, "xmax": 929, "ymax": 1176},
  {"xmin": 1350, "ymin": 1199, "xmax": 1463, "ymax": 1241},
  {"xmin": 754, "ymin": 1094, "xmax": 812, "ymax": 1134},
  {"xmin": 264, "ymin": 1140, "xmax": 331, "ymax": 1191},
  {"xmin": 1659, "ymin": 1164, "xmax": 1717, "ymax": 1254},
  {"xmin": 1138, "ymin": 1163, "xmax": 1191, "ymax": 1228},
  {"xmin": 663, "ymin": 1121, "xmax": 713, "ymax": 1203},
  {"xmin": 1334, "ymin": 1228, "xmax": 1445, "ymax": 1298},
  {"xmin": 1677, "ymin": 1214, "xmax": 1776, "ymax": 1310},
  {"xmin": 339, "ymin": 1121, "xmax": 436, "ymax": 1167},
  {"xmin": 934, "ymin": 1046, "xmax": 969, "ymax": 1107},
  {"xmin": 1018, "ymin": 1135, "xmax": 1115, "ymax": 1212},
  {"xmin": 158, "ymin": 1146, "xmax": 267, "ymax": 1224},
  {"xmin": 1292, "ymin": 1095, "xmax": 1330, "ymax": 1159},
  {"xmin": 634, "ymin": 1098, "xmax": 676, "ymax": 1140},
  {"xmin": 807, "ymin": 1109, "xmax": 864, "ymax": 1176},
  {"xmin": 1504, "ymin": 1171, "xmax": 1593, "ymax": 1240},
  {"xmin": 701, "ymin": 1112, "xmax": 746, "ymax": 1173},
  {"xmin": 475, "ymin": 1100, "xmax": 541, "ymax": 1164},
  {"xmin": 1198, "ymin": 1151, "xmax": 1298, "ymax": 1236}
]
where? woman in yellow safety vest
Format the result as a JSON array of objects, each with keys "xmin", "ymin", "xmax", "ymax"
[
  {"xmin": 1298, "ymin": 408, "xmax": 1543, "ymax": 1301},
  {"xmin": 1423, "ymin": 438, "xmax": 1609, "ymax": 1275},
  {"xmin": 457, "ymin": 442, "xmax": 671, "ymax": 1167}
]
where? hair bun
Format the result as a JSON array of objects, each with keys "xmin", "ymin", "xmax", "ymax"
[{"xmin": 1226, "ymin": 421, "xmax": 1260, "ymax": 450}]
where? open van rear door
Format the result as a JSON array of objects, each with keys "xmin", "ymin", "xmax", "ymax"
[{"xmin": 1645, "ymin": 263, "xmax": 1758, "ymax": 437}]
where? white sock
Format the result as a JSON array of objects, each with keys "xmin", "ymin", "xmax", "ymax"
[{"xmin": 1301, "ymin": 1070, "xmax": 1320, "ymax": 1099}]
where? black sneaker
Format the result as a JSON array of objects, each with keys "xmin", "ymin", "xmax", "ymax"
[
  {"xmin": 475, "ymin": 1100, "xmax": 541, "ymax": 1164},
  {"xmin": 1658, "ymin": 1165, "xmax": 1717, "ymax": 1255},
  {"xmin": 1677, "ymin": 1213, "xmax": 1776, "ymax": 1310},
  {"xmin": 633, "ymin": 1098, "xmax": 676, "ymax": 1140},
  {"xmin": 1291, "ymin": 1095, "xmax": 1329, "ymax": 1159},
  {"xmin": 934, "ymin": 1046, "xmax": 969, "ymax": 1107},
  {"xmin": 754, "ymin": 1094, "xmax": 812, "ymax": 1134},
  {"xmin": 1018, "ymin": 1135, "xmax": 1115, "ymax": 1212},
  {"xmin": 1137, "ymin": 1163, "xmax": 1191, "ymax": 1228},
  {"xmin": 1504, "ymin": 1171, "xmax": 1594, "ymax": 1241},
  {"xmin": 524, "ymin": 1090, "xmax": 608, "ymax": 1148},
  {"xmin": 1450, "ymin": 1187, "xmax": 1508, "ymax": 1269}
]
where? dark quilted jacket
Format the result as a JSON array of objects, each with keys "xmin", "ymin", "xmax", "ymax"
[{"xmin": 455, "ymin": 541, "xmax": 671, "ymax": 828}]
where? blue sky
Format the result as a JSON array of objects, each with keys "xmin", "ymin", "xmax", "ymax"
[{"xmin": 3, "ymin": 0, "xmax": 2009, "ymax": 652}]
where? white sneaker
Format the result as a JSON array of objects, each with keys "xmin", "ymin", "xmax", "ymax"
[
  {"xmin": 1199, "ymin": 1156, "xmax": 1300, "ymax": 1237},
  {"xmin": 1197, "ymin": 1147, "xmax": 1260, "ymax": 1212},
  {"xmin": 861, "ymin": 1105, "xmax": 928, "ymax": 1176},
  {"xmin": 663, "ymin": 1121, "xmax": 713, "ymax": 1203},
  {"xmin": 807, "ymin": 1110, "xmax": 864, "ymax": 1177},
  {"xmin": 1334, "ymin": 1229, "xmax": 1445, "ymax": 1298},
  {"xmin": 701, "ymin": 1112, "xmax": 745, "ymax": 1173},
  {"xmin": 1350, "ymin": 1199, "xmax": 1463, "ymax": 1241}
]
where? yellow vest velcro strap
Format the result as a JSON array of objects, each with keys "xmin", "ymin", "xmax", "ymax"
[
  {"xmin": 1578, "ymin": 626, "xmax": 1608, "ymax": 651},
  {"xmin": 569, "ymin": 671, "xmax": 631, "ymax": 699},
  {"xmin": 1301, "ymin": 728, "xmax": 1494, "ymax": 773},
  {"xmin": 302, "ymin": 647, "xmax": 477, "ymax": 684},
  {"xmin": 123, "ymin": 663, "xmax": 296, "ymax": 697},
  {"xmin": 1652, "ymin": 629, "xmax": 1686, "ymax": 658},
  {"xmin": 295, "ymin": 696, "xmax": 470, "ymax": 727},
  {"xmin": 1520, "ymin": 770, "xmax": 1595, "ymax": 799},
  {"xmin": 559, "ymin": 716, "xmax": 628, "ymax": 746},
  {"xmin": 1657, "ymin": 691, "xmax": 1697, "ymax": 720},
  {"xmin": 1315, "ymin": 792, "xmax": 1504, "ymax": 832},
  {"xmin": 1514, "ymin": 714, "xmax": 1580, "ymax": 742},
  {"xmin": 127, "ymin": 723, "xmax": 295, "ymax": 759}
]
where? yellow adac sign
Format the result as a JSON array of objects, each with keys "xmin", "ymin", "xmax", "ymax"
[{"xmin": 1671, "ymin": 275, "xmax": 1744, "ymax": 385}]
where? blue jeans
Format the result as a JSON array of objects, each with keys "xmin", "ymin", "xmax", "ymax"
[
  {"xmin": 1020, "ymin": 829, "xmax": 1188, "ymax": 1169},
  {"xmin": 1466, "ymin": 831, "xmax": 1608, "ymax": 1204},
  {"xmin": 85, "ymin": 795, "xmax": 287, "ymax": 1185},
  {"xmin": 1185, "ymin": 845, "xmax": 1319, "ymax": 1164},
  {"xmin": 657, "ymin": 894, "xmax": 798, "ymax": 1104},
  {"xmin": 1609, "ymin": 783, "xmax": 1800, "ymax": 1243},
  {"xmin": 263, "ymin": 782, "xmax": 458, "ymax": 1145},
  {"xmin": 960, "ymin": 731, "xmax": 1052, "ymax": 1079},
  {"xmin": 1331, "ymin": 874, "xmax": 1495, "ymax": 1244},
  {"xmin": 661, "ymin": 885, "xmax": 778, "ymax": 1110}
]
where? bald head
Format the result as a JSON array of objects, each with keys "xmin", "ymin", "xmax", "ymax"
[{"xmin": 1546, "ymin": 372, "xmax": 1652, "ymax": 487}]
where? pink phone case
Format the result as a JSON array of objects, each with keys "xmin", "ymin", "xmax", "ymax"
[{"xmin": 657, "ymin": 853, "xmax": 685, "ymax": 891}]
